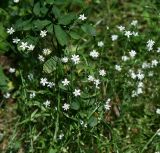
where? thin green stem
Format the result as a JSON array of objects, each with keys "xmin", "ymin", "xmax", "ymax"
[
  {"xmin": 141, "ymin": 129, "xmax": 159, "ymax": 153},
  {"xmin": 54, "ymin": 94, "xmax": 60, "ymax": 142}
]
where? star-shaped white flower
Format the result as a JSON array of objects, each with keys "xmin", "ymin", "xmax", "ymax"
[
  {"xmin": 40, "ymin": 30, "xmax": 47, "ymax": 37},
  {"xmin": 27, "ymin": 44, "xmax": 35, "ymax": 51},
  {"xmin": 115, "ymin": 65, "xmax": 121, "ymax": 71},
  {"xmin": 124, "ymin": 31, "xmax": 132, "ymax": 38},
  {"xmin": 90, "ymin": 50, "xmax": 99, "ymax": 58},
  {"xmin": 71, "ymin": 54, "xmax": 80, "ymax": 64},
  {"xmin": 20, "ymin": 42, "xmax": 28, "ymax": 50},
  {"xmin": 131, "ymin": 20, "xmax": 138, "ymax": 26},
  {"xmin": 9, "ymin": 67, "xmax": 16, "ymax": 73},
  {"xmin": 40, "ymin": 78, "xmax": 48, "ymax": 86},
  {"xmin": 44, "ymin": 100, "xmax": 50, "ymax": 107},
  {"xmin": 122, "ymin": 55, "xmax": 129, "ymax": 61},
  {"xmin": 97, "ymin": 41, "xmax": 104, "ymax": 47},
  {"xmin": 111, "ymin": 35, "xmax": 118, "ymax": 41},
  {"xmin": 88, "ymin": 75, "xmax": 95, "ymax": 82},
  {"xmin": 61, "ymin": 57, "xmax": 69, "ymax": 63},
  {"xmin": 62, "ymin": 78, "xmax": 70, "ymax": 86},
  {"xmin": 62, "ymin": 103, "xmax": 70, "ymax": 111},
  {"xmin": 73, "ymin": 89, "xmax": 81, "ymax": 97},
  {"xmin": 129, "ymin": 50, "xmax": 136, "ymax": 58},
  {"xmin": 94, "ymin": 79, "xmax": 100, "ymax": 88},
  {"xmin": 7, "ymin": 27, "xmax": 15, "ymax": 35},
  {"xmin": 38, "ymin": 55, "xmax": 45, "ymax": 62},
  {"xmin": 99, "ymin": 69, "xmax": 106, "ymax": 76},
  {"xmin": 117, "ymin": 25, "xmax": 125, "ymax": 31},
  {"xmin": 78, "ymin": 14, "xmax": 87, "ymax": 21},
  {"xmin": 13, "ymin": 38, "xmax": 20, "ymax": 44},
  {"xmin": 43, "ymin": 48, "xmax": 51, "ymax": 56}
]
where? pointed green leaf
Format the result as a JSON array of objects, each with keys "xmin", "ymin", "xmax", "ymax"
[
  {"xmin": 33, "ymin": 2, "xmax": 41, "ymax": 16},
  {"xmin": 69, "ymin": 31, "xmax": 81, "ymax": 40},
  {"xmin": 58, "ymin": 13, "xmax": 76, "ymax": 25},
  {"xmin": 81, "ymin": 24, "xmax": 96, "ymax": 36},
  {"xmin": 54, "ymin": 25, "xmax": 68, "ymax": 46},
  {"xmin": 0, "ymin": 65, "xmax": 9, "ymax": 91},
  {"xmin": 43, "ymin": 57, "xmax": 59, "ymax": 73}
]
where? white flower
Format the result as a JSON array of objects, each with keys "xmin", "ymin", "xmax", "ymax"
[
  {"xmin": 129, "ymin": 50, "xmax": 136, "ymax": 58},
  {"xmin": 104, "ymin": 99, "xmax": 111, "ymax": 111},
  {"xmin": 9, "ymin": 67, "xmax": 15, "ymax": 73},
  {"xmin": 28, "ymin": 73, "xmax": 34, "ymax": 80},
  {"xmin": 99, "ymin": 69, "xmax": 106, "ymax": 76},
  {"xmin": 27, "ymin": 44, "xmax": 35, "ymax": 51},
  {"xmin": 111, "ymin": 35, "xmax": 118, "ymax": 41},
  {"xmin": 132, "ymin": 31, "xmax": 138, "ymax": 36},
  {"xmin": 136, "ymin": 87, "xmax": 143, "ymax": 94},
  {"xmin": 38, "ymin": 55, "xmax": 45, "ymax": 62},
  {"xmin": 71, "ymin": 54, "xmax": 80, "ymax": 64},
  {"xmin": 30, "ymin": 92, "xmax": 36, "ymax": 99},
  {"xmin": 132, "ymin": 90, "xmax": 137, "ymax": 97},
  {"xmin": 94, "ymin": 79, "xmax": 100, "ymax": 88},
  {"xmin": 62, "ymin": 78, "xmax": 70, "ymax": 86},
  {"xmin": 59, "ymin": 133, "xmax": 64, "ymax": 140},
  {"xmin": 20, "ymin": 42, "xmax": 28, "ymax": 50},
  {"xmin": 157, "ymin": 47, "xmax": 160, "ymax": 53},
  {"xmin": 7, "ymin": 27, "xmax": 15, "ymax": 35},
  {"xmin": 40, "ymin": 30, "xmax": 47, "ymax": 37},
  {"xmin": 97, "ymin": 41, "xmax": 104, "ymax": 47},
  {"xmin": 40, "ymin": 78, "xmax": 48, "ymax": 86},
  {"xmin": 73, "ymin": 89, "xmax": 81, "ymax": 97},
  {"xmin": 124, "ymin": 31, "xmax": 132, "ymax": 38},
  {"xmin": 137, "ymin": 72, "xmax": 144, "ymax": 80},
  {"xmin": 88, "ymin": 75, "xmax": 95, "ymax": 82},
  {"xmin": 47, "ymin": 82, "xmax": 55, "ymax": 88},
  {"xmin": 117, "ymin": 25, "xmax": 125, "ymax": 31},
  {"xmin": 62, "ymin": 103, "xmax": 70, "ymax": 111},
  {"xmin": 151, "ymin": 59, "xmax": 158, "ymax": 67},
  {"xmin": 122, "ymin": 55, "xmax": 129, "ymax": 61},
  {"xmin": 61, "ymin": 57, "xmax": 68, "ymax": 63},
  {"xmin": 138, "ymin": 82, "xmax": 144, "ymax": 88},
  {"xmin": 148, "ymin": 71, "xmax": 154, "ymax": 77},
  {"xmin": 43, "ymin": 48, "xmax": 51, "ymax": 56},
  {"xmin": 147, "ymin": 39, "xmax": 155, "ymax": 51},
  {"xmin": 156, "ymin": 108, "xmax": 160, "ymax": 115},
  {"xmin": 3, "ymin": 93, "xmax": 10, "ymax": 99},
  {"xmin": 90, "ymin": 50, "xmax": 99, "ymax": 58},
  {"xmin": 44, "ymin": 100, "xmax": 50, "ymax": 107},
  {"xmin": 142, "ymin": 62, "xmax": 150, "ymax": 69},
  {"xmin": 115, "ymin": 65, "xmax": 121, "ymax": 71},
  {"xmin": 13, "ymin": 0, "xmax": 20, "ymax": 3},
  {"xmin": 13, "ymin": 38, "xmax": 20, "ymax": 44},
  {"xmin": 131, "ymin": 20, "xmax": 138, "ymax": 26},
  {"xmin": 130, "ymin": 72, "xmax": 137, "ymax": 79},
  {"xmin": 78, "ymin": 14, "xmax": 87, "ymax": 21}
]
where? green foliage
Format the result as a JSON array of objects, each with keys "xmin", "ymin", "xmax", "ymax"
[
  {"xmin": 43, "ymin": 56, "xmax": 59, "ymax": 73},
  {"xmin": 1, "ymin": 0, "xmax": 160, "ymax": 153},
  {"xmin": 54, "ymin": 25, "xmax": 69, "ymax": 46},
  {"xmin": 0, "ymin": 23, "xmax": 9, "ymax": 53},
  {"xmin": 0, "ymin": 66, "xmax": 9, "ymax": 92}
]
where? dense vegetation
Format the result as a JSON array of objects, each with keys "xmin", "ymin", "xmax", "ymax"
[{"xmin": 0, "ymin": 0, "xmax": 160, "ymax": 152}]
